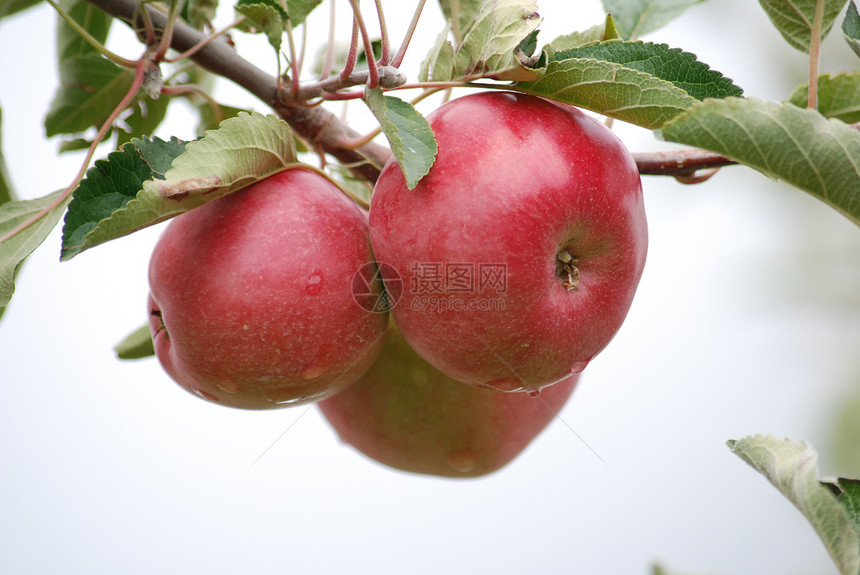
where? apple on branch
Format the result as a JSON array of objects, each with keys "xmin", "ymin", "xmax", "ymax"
[
  {"xmin": 369, "ymin": 91, "xmax": 648, "ymax": 393},
  {"xmin": 147, "ymin": 168, "xmax": 388, "ymax": 409}
]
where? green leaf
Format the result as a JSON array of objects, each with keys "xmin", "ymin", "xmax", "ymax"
[
  {"xmin": 550, "ymin": 41, "xmax": 743, "ymax": 101},
  {"xmin": 758, "ymin": 0, "xmax": 848, "ymax": 53},
  {"xmin": 455, "ymin": 0, "xmax": 541, "ymax": 79},
  {"xmin": 843, "ymin": 1, "xmax": 860, "ymax": 59},
  {"xmin": 515, "ymin": 57, "xmax": 696, "ymax": 129},
  {"xmin": 601, "ymin": 0, "xmax": 705, "ymax": 39},
  {"xmin": 115, "ymin": 323, "xmax": 155, "ymax": 359},
  {"xmin": 728, "ymin": 436, "xmax": 860, "ymax": 575},
  {"xmin": 235, "ymin": 0, "xmax": 287, "ymax": 52},
  {"xmin": 824, "ymin": 479, "xmax": 860, "ymax": 539},
  {"xmin": 438, "ymin": 0, "xmax": 484, "ymax": 43},
  {"xmin": 0, "ymin": 106, "xmax": 17, "ymax": 321},
  {"xmin": 544, "ymin": 14, "xmax": 620, "ymax": 58},
  {"xmin": 418, "ymin": 24, "xmax": 456, "ymax": 82},
  {"xmin": 0, "ymin": 0, "xmax": 42, "ymax": 19},
  {"xmin": 0, "ymin": 107, "xmax": 14, "ymax": 207},
  {"xmin": 63, "ymin": 113, "xmax": 298, "ymax": 259},
  {"xmin": 661, "ymin": 97, "xmax": 860, "ymax": 227},
  {"xmin": 286, "ymin": 0, "xmax": 323, "ymax": 26},
  {"xmin": 364, "ymin": 89, "xmax": 437, "ymax": 190},
  {"xmin": 61, "ymin": 138, "xmax": 184, "ymax": 261},
  {"xmin": 185, "ymin": 0, "xmax": 218, "ymax": 29},
  {"xmin": 45, "ymin": 55, "xmax": 136, "ymax": 137},
  {"xmin": 125, "ymin": 95, "xmax": 171, "ymax": 140},
  {"xmin": 789, "ymin": 72, "xmax": 860, "ymax": 123},
  {"xmin": 56, "ymin": 0, "xmax": 112, "ymax": 62},
  {"xmin": 1, "ymin": 190, "xmax": 71, "ymax": 307}
]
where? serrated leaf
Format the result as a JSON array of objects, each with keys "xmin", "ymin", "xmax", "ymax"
[
  {"xmin": 844, "ymin": 1, "xmax": 860, "ymax": 58},
  {"xmin": 438, "ymin": 0, "xmax": 484, "ymax": 42},
  {"xmin": 728, "ymin": 436, "xmax": 860, "ymax": 575},
  {"xmin": 515, "ymin": 58, "xmax": 696, "ymax": 129},
  {"xmin": 235, "ymin": 0, "xmax": 286, "ymax": 52},
  {"xmin": 455, "ymin": 0, "xmax": 542, "ymax": 79},
  {"xmin": 544, "ymin": 15, "xmax": 620, "ymax": 59},
  {"xmin": 601, "ymin": 0, "xmax": 704, "ymax": 39},
  {"xmin": 661, "ymin": 97, "xmax": 860, "ymax": 227},
  {"xmin": 286, "ymin": 0, "xmax": 323, "ymax": 26},
  {"xmin": 789, "ymin": 72, "xmax": 860, "ymax": 123},
  {"xmin": 45, "ymin": 55, "xmax": 136, "ymax": 137},
  {"xmin": 115, "ymin": 323, "xmax": 155, "ymax": 359},
  {"xmin": 551, "ymin": 41, "xmax": 743, "ymax": 101},
  {"xmin": 65, "ymin": 113, "xmax": 297, "ymax": 259},
  {"xmin": 56, "ymin": 0, "xmax": 112, "ymax": 62},
  {"xmin": 758, "ymin": 0, "xmax": 848, "ymax": 53},
  {"xmin": 1, "ymin": 191, "xmax": 71, "ymax": 307},
  {"xmin": 61, "ymin": 138, "xmax": 183, "ymax": 260},
  {"xmin": 364, "ymin": 89, "xmax": 437, "ymax": 190}
]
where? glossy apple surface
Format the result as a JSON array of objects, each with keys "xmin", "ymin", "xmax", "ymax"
[
  {"xmin": 369, "ymin": 91, "xmax": 647, "ymax": 392},
  {"xmin": 318, "ymin": 323, "xmax": 579, "ymax": 478},
  {"xmin": 148, "ymin": 168, "xmax": 388, "ymax": 409}
]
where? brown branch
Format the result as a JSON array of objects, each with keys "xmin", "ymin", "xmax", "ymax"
[
  {"xmin": 633, "ymin": 149, "xmax": 736, "ymax": 178},
  {"xmin": 82, "ymin": 0, "xmax": 738, "ymax": 186},
  {"xmin": 84, "ymin": 0, "xmax": 391, "ymax": 182}
]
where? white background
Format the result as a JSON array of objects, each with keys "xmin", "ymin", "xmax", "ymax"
[{"xmin": 2, "ymin": 1, "xmax": 860, "ymax": 573}]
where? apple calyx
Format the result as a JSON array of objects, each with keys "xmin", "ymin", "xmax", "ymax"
[{"xmin": 556, "ymin": 249, "xmax": 581, "ymax": 291}]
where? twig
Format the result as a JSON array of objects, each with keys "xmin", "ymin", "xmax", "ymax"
[
  {"xmin": 391, "ymin": 0, "xmax": 426, "ymax": 68},
  {"xmin": 85, "ymin": 0, "xmax": 391, "ymax": 181},
  {"xmin": 633, "ymin": 149, "xmax": 735, "ymax": 177}
]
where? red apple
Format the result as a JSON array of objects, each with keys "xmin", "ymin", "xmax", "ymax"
[
  {"xmin": 318, "ymin": 323, "xmax": 579, "ymax": 478},
  {"xmin": 148, "ymin": 168, "xmax": 388, "ymax": 409},
  {"xmin": 369, "ymin": 91, "xmax": 647, "ymax": 392}
]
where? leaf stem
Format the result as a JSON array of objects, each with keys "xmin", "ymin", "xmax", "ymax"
[
  {"xmin": 0, "ymin": 59, "xmax": 148, "ymax": 245},
  {"xmin": 373, "ymin": 0, "xmax": 391, "ymax": 65},
  {"xmin": 45, "ymin": 0, "xmax": 138, "ymax": 67},
  {"xmin": 286, "ymin": 19, "xmax": 301, "ymax": 97},
  {"xmin": 390, "ymin": 0, "xmax": 426, "ymax": 68},
  {"xmin": 338, "ymin": 17, "xmax": 360, "ymax": 82},
  {"xmin": 808, "ymin": 0, "xmax": 825, "ymax": 109},
  {"xmin": 348, "ymin": 0, "xmax": 380, "ymax": 89},
  {"xmin": 154, "ymin": 0, "xmax": 185, "ymax": 62},
  {"xmin": 320, "ymin": 0, "xmax": 337, "ymax": 79}
]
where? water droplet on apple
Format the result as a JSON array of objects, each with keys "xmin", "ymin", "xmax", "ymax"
[
  {"xmin": 526, "ymin": 389, "xmax": 541, "ymax": 398},
  {"xmin": 301, "ymin": 360, "xmax": 327, "ymax": 380},
  {"xmin": 479, "ymin": 377, "xmax": 523, "ymax": 392},
  {"xmin": 446, "ymin": 449, "xmax": 477, "ymax": 473},
  {"xmin": 569, "ymin": 360, "xmax": 590, "ymax": 374},
  {"xmin": 215, "ymin": 381, "xmax": 241, "ymax": 393},
  {"xmin": 305, "ymin": 270, "xmax": 324, "ymax": 295},
  {"xmin": 190, "ymin": 386, "xmax": 220, "ymax": 402}
]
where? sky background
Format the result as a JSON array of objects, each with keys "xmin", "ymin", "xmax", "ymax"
[{"xmin": 2, "ymin": 0, "xmax": 860, "ymax": 573}]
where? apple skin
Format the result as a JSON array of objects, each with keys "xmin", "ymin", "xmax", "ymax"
[
  {"xmin": 147, "ymin": 168, "xmax": 388, "ymax": 409},
  {"xmin": 318, "ymin": 323, "xmax": 579, "ymax": 478},
  {"xmin": 368, "ymin": 91, "xmax": 647, "ymax": 392}
]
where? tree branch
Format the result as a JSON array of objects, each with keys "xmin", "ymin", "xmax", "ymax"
[
  {"xmin": 632, "ymin": 149, "xmax": 735, "ymax": 177},
  {"xmin": 83, "ymin": 0, "xmax": 738, "ymax": 184},
  {"xmin": 84, "ymin": 0, "xmax": 391, "ymax": 182}
]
